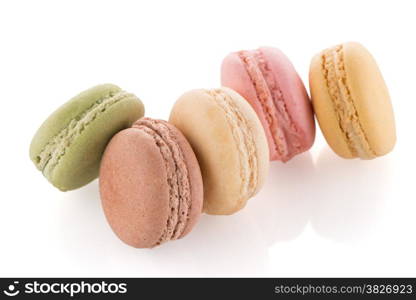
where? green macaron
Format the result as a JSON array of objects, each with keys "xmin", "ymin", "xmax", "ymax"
[{"xmin": 30, "ymin": 84, "xmax": 145, "ymax": 191}]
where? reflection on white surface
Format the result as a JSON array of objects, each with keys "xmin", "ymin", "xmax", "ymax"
[
  {"xmin": 249, "ymin": 148, "xmax": 391, "ymax": 245},
  {"xmin": 310, "ymin": 148, "xmax": 391, "ymax": 242},
  {"xmin": 247, "ymin": 152, "xmax": 315, "ymax": 246},
  {"xmin": 52, "ymin": 148, "xmax": 392, "ymax": 275},
  {"xmin": 57, "ymin": 179, "xmax": 269, "ymax": 276},
  {"xmin": 57, "ymin": 180, "xmax": 112, "ymax": 274},
  {"xmin": 146, "ymin": 214, "xmax": 268, "ymax": 276}
]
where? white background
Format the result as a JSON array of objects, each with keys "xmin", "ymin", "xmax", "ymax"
[{"xmin": 0, "ymin": 0, "xmax": 415, "ymax": 277}]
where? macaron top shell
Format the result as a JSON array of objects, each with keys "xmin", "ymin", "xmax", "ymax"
[
  {"xmin": 99, "ymin": 118, "xmax": 203, "ymax": 248},
  {"xmin": 30, "ymin": 84, "xmax": 122, "ymax": 159},
  {"xmin": 169, "ymin": 87, "xmax": 269, "ymax": 215},
  {"xmin": 309, "ymin": 42, "xmax": 396, "ymax": 159},
  {"xmin": 221, "ymin": 47, "xmax": 315, "ymax": 162},
  {"xmin": 30, "ymin": 84, "xmax": 144, "ymax": 191}
]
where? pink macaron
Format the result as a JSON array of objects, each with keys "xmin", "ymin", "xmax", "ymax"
[{"xmin": 221, "ymin": 47, "xmax": 315, "ymax": 162}]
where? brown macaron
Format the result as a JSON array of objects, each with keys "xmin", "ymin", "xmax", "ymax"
[{"xmin": 99, "ymin": 118, "xmax": 203, "ymax": 248}]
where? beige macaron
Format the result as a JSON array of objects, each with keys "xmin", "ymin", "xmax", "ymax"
[
  {"xmin": 309, "ymin": 42, "xmax": 396, "ymax": 159},
  {"xmin": 169, "ymin": 87, "xmax": 269, "ymax": 215}
]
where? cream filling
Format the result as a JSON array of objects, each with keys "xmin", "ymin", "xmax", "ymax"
[
  {"xmin": 238, "ymin": 50, "xmax": 304, "ymax": 161},
  {"xmin": 322, "ymin": 45, "xmax": 375, "ymax": 159},
  {"xmin": 134, "ymin": 119, "xmax": 191, "ymax": 246},
  {"xmin": 207, "ymin": 89, "xmax": 258, "ymax": 203},
  {"xmin": 238, "ymin": 50, "xmax": 288, "ymax": 157},
  {"xmin": 252, "ymin": 50, "xmax": 303, "ymax": 157},
  {"xmin": 36, "ymin": 91, "xmax": 132, "ymax": 176}
]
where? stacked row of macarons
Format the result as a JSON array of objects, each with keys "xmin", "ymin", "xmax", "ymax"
[{"xmin": 30, "ymin": 42, "xmax": 396, "ymax": 248}]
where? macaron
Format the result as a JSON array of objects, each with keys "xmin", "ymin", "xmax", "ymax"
[
  {"xmin": 221, "ymin": 47, "xmax": 315, "ymax": 162},
  {"xmin": 30, "ymin": 84, "xmax": 144, "ymax": 191},
  {"xmin": 99, "ymin": 118, "xmax": 203, "ymax": 248},
  {"xmin": 309, "ymin": 42, "xmax": 396, "ymax": 159},
  {"xmin": 169, "ymin": 87, "xmax": 269, "ymax": 215}
]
